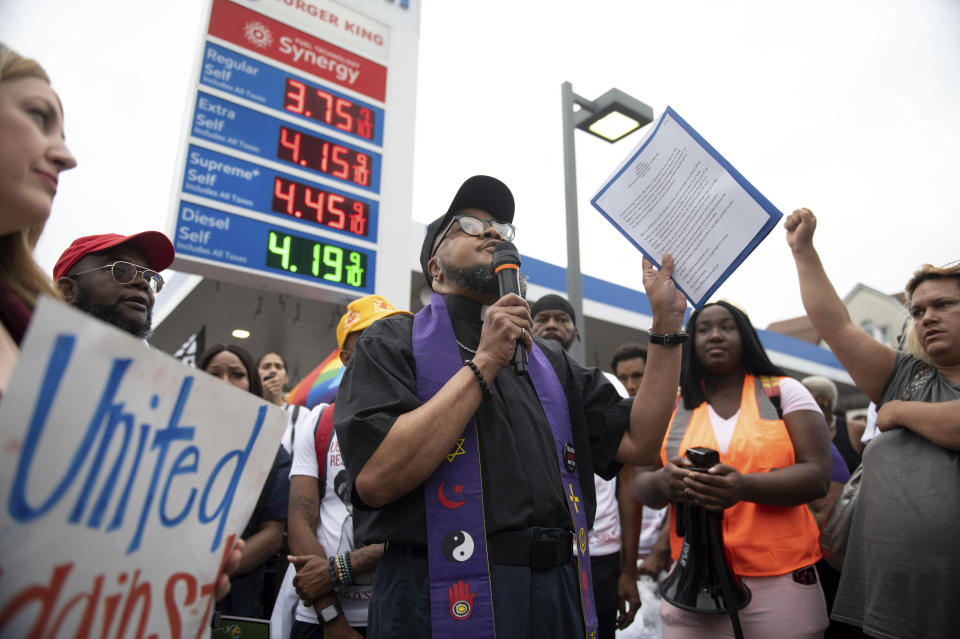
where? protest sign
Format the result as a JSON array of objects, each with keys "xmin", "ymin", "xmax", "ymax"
[
  {"xmin": 591, "ymin": 107, "xmax": 782, "ymax": 308},
  {"xmin": 0, "ymin": 298, "xmax": 286, "ymax": 638}
]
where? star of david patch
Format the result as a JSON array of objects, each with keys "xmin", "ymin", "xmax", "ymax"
[{"xmin": 446, "ymin": 437, "xmax": 466, "ymax": 462}]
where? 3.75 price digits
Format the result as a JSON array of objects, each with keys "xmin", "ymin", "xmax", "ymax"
[{"xmin": 283, "ymin": 78, "xmax": 376, "ymax": 141}]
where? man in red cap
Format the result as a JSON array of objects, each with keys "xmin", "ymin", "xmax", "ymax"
[{"xmin": 53, "ymin": 231, "xmax": 175, "ymax": 339}]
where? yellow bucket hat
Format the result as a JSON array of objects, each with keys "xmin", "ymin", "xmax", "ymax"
[{"xmin": 336, "ymin": 295, "xmax": 411, "ymax": 349}]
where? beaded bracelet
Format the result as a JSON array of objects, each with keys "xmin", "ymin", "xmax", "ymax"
[
  {"xmin": 328, "ymin": 556, "xmax": 341, "ymax": 586},
  {"xmin": 335, "ymin": 552, "xmax": 354, "ymax": 585},
  {"xmin": 464, "ymin": 360, "xmax": 492, "ymax": 400},
  {"xmin": 334, "ymin": 554, "xmax": 346, "ymax": 585},
  {"xmin": 342, "ymin": 552, "xmax": 355, "ymax": 585}
]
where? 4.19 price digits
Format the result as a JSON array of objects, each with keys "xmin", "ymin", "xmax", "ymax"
[
  {"xmin": 283, "ymin": 78, "xmax": 376, "ymax": 141},
  {"xmin": 267, "ymin": 231, "xmax": 366, "ymax": 289},
  {"xmin": 277, "ymin": 126, "xmax": 371, "ymax": 187},
  {"xmin": 272, "ymin": 177, "xmax": 368, "ymax": 237}
]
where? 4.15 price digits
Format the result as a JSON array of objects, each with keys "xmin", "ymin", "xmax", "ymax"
[{"xmin": 277, "ymin": 126, "xmax": 372, "ymax": 187}]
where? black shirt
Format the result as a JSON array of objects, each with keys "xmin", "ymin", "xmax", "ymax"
[{"xmin": 334, "ymin": 294, "xmax": 630, "ymax": 546}]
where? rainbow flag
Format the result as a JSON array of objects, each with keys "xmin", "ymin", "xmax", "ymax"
[{"xmin": 285, "ymin": 348, "xmax": 344, "ymax": 408}]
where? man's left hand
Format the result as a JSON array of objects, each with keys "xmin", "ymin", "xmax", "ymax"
[
  {"xmin": 616, "ymin": 569, "xmax": 641, "ymax": 629},
  {"xmin": 642, "ymin": 254, "xmax": 687, "ymax": 333},
  {"xmin": 290, "ymin": 554, "xmax": 335, "ymax": 603}
]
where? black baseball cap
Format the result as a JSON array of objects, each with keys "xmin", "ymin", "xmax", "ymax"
[{"xmin": 419, "ymin": 175, "xmax": 515, "ymax": 290}]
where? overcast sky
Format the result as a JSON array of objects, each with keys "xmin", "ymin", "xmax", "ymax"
[{"xmin": 4, "ymin": 0, "xmax": 958, "ymax": 328}]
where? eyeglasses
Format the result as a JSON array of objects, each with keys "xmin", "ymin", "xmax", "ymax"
[
  {"xmin": 432, "ymin": 215, "xmax": 516, "ymax": 257},
  {"xmin": 71, "ymin": 260, "xmax": 164, "ymax": 293}
]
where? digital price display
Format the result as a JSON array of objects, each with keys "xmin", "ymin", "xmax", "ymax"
[
  {"xmin": 169, "ymin": 0, "xmax": 421, "ymax": 303},
  {"xmin": 265, "ymin": 229, "xmax": 368, "ymax": 289},
  {"xmin": 181, "ymin": 145, "xmax": 379, "ymax": 242},
  {"xmin": 189, "ymin": 92, "xmax": 382, "ymax": 193},
  {"xmin": 175, "ymin": 202, "xmax": 375, "ymax": 295},
  {"xmin": 276, "ymin": 125, "xmax": 373, "ymax": 188},
  {"xmin": 283, "ymin": 78, "xmax": 377, "ymax": 141},
  {"xmin": 272, "ymin": 176, "xmax": 369, "ymax": 237},
  {"xmin": 199, "ymin": 43, "xmax": 385, "ymax": 147}
]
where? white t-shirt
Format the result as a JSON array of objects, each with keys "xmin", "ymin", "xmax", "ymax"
[
  {"xmin": 861, "ymin": 401, "xmax": 879, "ymax": 445},
  {"xmin": 590, "ymin": 476, "xmax": 622, "ymax": 556},
  {"xmin": 637, "ymin": 503, "xmax": 668, "ymax": 556},
  {"xmin": 290, "ymin": 404, "xmax": 372, "ymax": 627},
  {"xmin": 281, "ymin": 402, "xmax": 315, "ymax": 454},
  {"xmin": 705, "ymin": 377, "xmax": 821, "ymax": 453},
  {"xmin": 589, "ymin": 373, "xmax": 629, "ymax": 556}
]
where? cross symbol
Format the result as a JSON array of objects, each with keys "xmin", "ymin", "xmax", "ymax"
[{"xmin": 568, "ymin": 483, "xmax": 579, "ymax": 514}]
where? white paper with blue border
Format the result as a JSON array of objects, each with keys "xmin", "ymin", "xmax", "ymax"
[{"xmin": 590, "ymin": 107, "xmax": 782, "ymax": 308}]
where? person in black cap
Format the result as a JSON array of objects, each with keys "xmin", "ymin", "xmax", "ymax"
[
  {"xmin": 335, "ymin": 175, "xmax": 688, "ymax": 638},
  {"xmin": 531, "ymin": 294, "xmax": 580, "ymax": 350}
]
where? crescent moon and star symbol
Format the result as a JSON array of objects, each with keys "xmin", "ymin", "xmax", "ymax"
[{"xmin": 437, "ymin": 481, "xmax": 466, "ymax": 509}]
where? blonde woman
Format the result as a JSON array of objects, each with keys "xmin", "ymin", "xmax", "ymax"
[
  {"xmin": 0, "ymin": 43, "xmax": 77, "ymax": 393},
  {"xmin": 787, "ymin": 208, "xmax": 960, "ymax": 639}
]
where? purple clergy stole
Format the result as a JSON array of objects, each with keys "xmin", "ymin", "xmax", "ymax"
[{"xmin": 413, "ymin": 294, "xmax": 598, "ymax": 638}]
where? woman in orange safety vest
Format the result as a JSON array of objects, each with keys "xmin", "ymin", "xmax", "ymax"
[{"xmin": 634, "ymin": 301, "xmax": 832, "ymax": 639}]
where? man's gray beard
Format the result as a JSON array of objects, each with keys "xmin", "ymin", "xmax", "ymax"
[
  {"xmin": 73, "ymin": 286, "xmax": 153, "ymax": 340},
  {"xmin": 439, "ymin": 260, "xmax": 499, "ymax": 297}
]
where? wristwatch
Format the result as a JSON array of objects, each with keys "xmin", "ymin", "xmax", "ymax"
[
  {"xmin": 319, "ymin": 603, "xmax": 342, "ymax": 624},
  {"xmin": 647, "ymin": 329, "xmax": 690, "ymax": 346}
]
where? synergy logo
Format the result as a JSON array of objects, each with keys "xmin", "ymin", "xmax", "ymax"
[{"xmin": 243, "ymin": 20, "xmax": 274, "ymax": 48}]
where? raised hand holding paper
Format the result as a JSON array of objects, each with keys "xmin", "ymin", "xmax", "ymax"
[{"xmin": 591, "ymin": 107, "xmax": 782, "ymax": 307}]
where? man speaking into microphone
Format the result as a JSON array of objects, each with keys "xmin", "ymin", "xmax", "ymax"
[{"xmin": 334, "ymin": 175, "xmax": 687, "ymax": 639}]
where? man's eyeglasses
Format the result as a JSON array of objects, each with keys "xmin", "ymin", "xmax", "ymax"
[
  {"xmin": 432, "ymin": 215, "xmax": 516, "ymax": 257},
  {"xmin": 71, "ymin": 261, "xmax": 165, "ymax": 293}
]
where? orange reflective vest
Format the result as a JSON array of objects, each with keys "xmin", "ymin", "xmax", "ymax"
[{"xmin": 659, "ymin": 375, "xmax": 822, "ymax": 576}]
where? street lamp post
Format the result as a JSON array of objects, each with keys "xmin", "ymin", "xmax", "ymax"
[{"xmin": 561, "ymin": 82, "xmax": 653, "ymax": 364}]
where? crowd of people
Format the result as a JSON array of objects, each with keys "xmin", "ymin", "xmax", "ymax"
[{"xmin": 2, "ymin": 42, "xmax": 958, "ymax": 639}]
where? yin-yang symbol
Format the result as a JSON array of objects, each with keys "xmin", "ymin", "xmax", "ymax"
[{"xmin": 441, "ymin": 530, "xmax": 475, "ymax": 562}]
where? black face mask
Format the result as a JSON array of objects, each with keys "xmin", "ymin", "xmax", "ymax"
[{"xmin": 73, "ymin": 285, "xmax": 153, "ymax": 339}]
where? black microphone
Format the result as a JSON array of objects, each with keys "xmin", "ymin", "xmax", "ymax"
[{"xmin": 492, "ymin": 241, "xmax": 528, "ymax": 375}]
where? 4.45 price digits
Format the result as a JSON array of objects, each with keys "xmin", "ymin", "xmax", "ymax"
[
  {"xmin": 272, "ymin": 177, "xmax": 368, "ymax": 237},
  {"xmin": 267, "ymin": 231, "xmax": 366, "ymax": 289},
  {"xmin": 277, "ymin": 126, "xmax": 372, "ymax": 187},
  {"xmin": 283, "ymin": 78, "xmax": 376, "ymax": 141}
]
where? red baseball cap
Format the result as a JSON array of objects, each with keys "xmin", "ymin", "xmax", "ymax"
[{"xmin": 53, "ymin": 231, "xmax": 176, "ymax": 280}]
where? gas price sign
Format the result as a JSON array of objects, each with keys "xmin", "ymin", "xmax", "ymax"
[{"xmin": 169, "ymin": 0, "xmax": 414, "ymax": 300}]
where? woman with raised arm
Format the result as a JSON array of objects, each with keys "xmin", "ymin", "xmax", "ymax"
[
  {"xmin": 634, "ymin": 300, "xmax": 831, "ymax": 638},
  {"xmin": 786, "ymin": 208, "xmax": 960, "ymax": 639}
]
